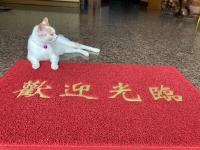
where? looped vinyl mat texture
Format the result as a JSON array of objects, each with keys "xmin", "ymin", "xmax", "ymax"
[{"xmin": 0, "ymin": 60, "xmax": 200, "ymax": 150}]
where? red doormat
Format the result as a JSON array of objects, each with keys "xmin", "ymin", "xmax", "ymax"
[{"xmin": 0, "ymin": 60, "xmax": 200, "ymax": 150}]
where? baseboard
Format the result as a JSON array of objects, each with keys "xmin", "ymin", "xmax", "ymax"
[{"xmin": 0, "ymin": 0, "xmax": 80, "ymax": 7}]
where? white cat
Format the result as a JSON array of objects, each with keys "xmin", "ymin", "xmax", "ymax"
[{"xmin": 27, "ymin": 17, "xmax": 100, "ymax": 70}]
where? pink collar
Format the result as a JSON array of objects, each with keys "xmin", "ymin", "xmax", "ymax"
[
  {"xmin": 43, "ymin": 44, "xmax": 48, "ymax": 49},
  {"xmin": 32, "ymin": 39, "xmax": 49, "ymax": 49}
]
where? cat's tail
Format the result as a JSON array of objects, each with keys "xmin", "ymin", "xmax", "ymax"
[
  {"xmin": 78, "ymin": 44, "xmax": 100, "ymax": 53},
  {"xmin": 57, "ymin": 35, "xmax": 100, "ymax": 53}
]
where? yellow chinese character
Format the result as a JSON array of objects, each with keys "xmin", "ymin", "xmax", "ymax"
[
  {"xmin": 149, "ymin": 85, "xmax": 182, "ymax": 102},
  {"xmin": 14, "ymin": 80, "xmax": 52, "ymax": 98},
  {"xmin": 60, "ymin": 83, "xmax": 98, "ymax": 100},
  {"xmin": 109, "ymin": 82, "xmax": 142, "ymax": 102}
]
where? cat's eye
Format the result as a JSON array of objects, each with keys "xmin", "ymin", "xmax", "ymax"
[
  {"xmin": 40, "ymin": 33, "xmax": 47, "ymax": 37},
  {"xmin": 50, "ymin": 33, "xmax": 54, "ymax": 36}
]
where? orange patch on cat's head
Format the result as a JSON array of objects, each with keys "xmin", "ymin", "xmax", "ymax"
[
  {"xmin": 41, "ymin": 17, "xmax": 49, "ymax": 26},
  {"xmin": 38, "ymin": 17, "xmax": 51, "ymax": 32},
  {"xmin": 37, "ymin": 17, "xmax": 56, "ymax": 42}
]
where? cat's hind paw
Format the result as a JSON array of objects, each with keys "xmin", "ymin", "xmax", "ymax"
[{"xmin": 91, "ymin": 48, "xmax": 100, "ymax": 53}]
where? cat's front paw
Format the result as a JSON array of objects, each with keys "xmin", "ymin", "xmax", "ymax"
[
  {"xmin": 51, "ymin": 63, "xmax": 59, "ymax": 70},
  {"xmin": 32, "ymin": 63, "xmax": 40, "ymax": 70}
]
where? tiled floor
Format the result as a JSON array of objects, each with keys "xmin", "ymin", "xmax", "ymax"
[{"xmin": 0, "ymin": 0, "xmax": 199, "ymax": 89}]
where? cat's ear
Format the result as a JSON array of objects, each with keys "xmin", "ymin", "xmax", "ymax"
[
  {"xmin": 38, "ymin": 24, "xmax": 46, "ymax": 32},
  {"xmin": 41, "ymin": 17, "xmax": 49, "ymax": 26}
]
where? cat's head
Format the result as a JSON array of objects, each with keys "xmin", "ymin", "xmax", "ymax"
[{"xmin": 36, "ymin": 17, "xmax": 57, "ymax": 43}]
